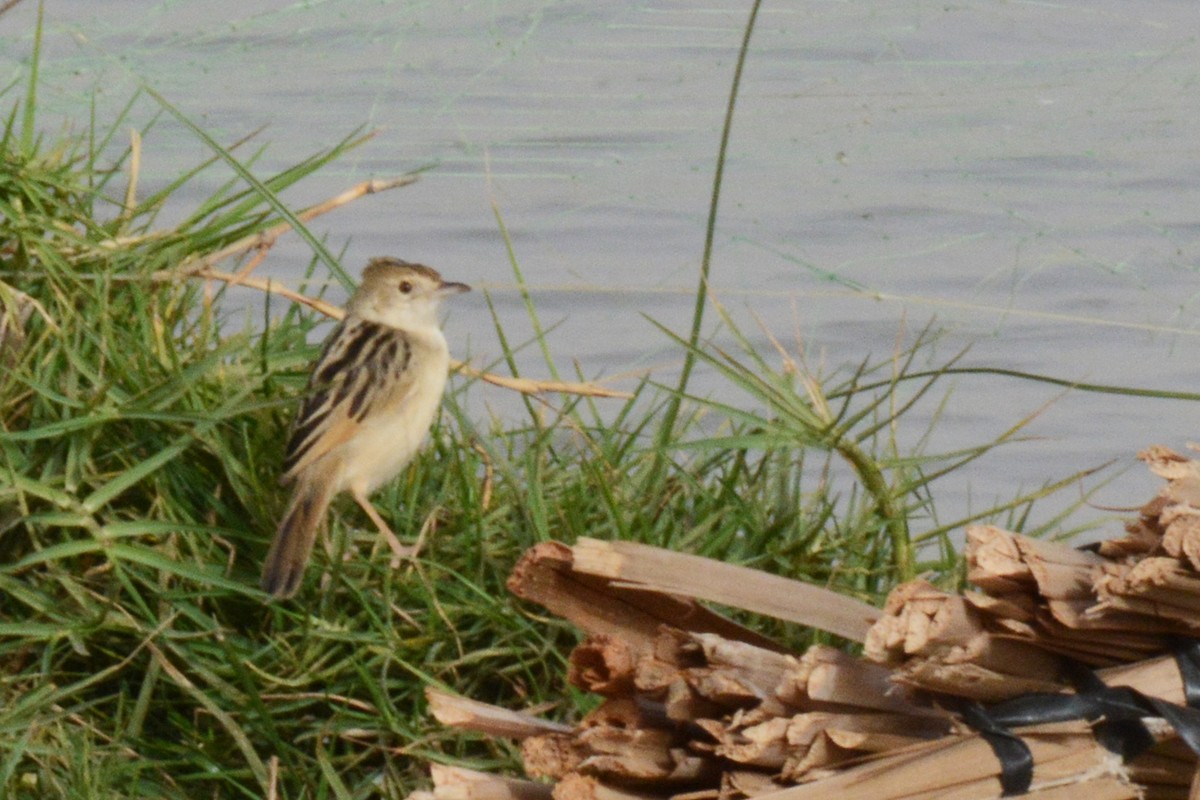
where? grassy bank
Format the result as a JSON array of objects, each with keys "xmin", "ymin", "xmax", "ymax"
[{"xmin": 0, "ymin": 24, "xmax": 1101, "ymax": 800}]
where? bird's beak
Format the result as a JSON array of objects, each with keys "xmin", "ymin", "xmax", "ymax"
[{"xmin": 438, "ymin": 280, "xmax": 471, "ymax": 296}]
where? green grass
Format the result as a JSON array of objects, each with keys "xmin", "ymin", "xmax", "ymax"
[{"xmin": 0, "ymin": 13, "xmax": 1114, "ymax": 800}]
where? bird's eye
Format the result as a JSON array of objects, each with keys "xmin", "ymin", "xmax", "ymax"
[{"xmin": 399, "ymin": 281, "xmax": 413, "ymax": 294}]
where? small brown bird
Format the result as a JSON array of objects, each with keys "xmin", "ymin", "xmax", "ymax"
[{"xmin": 260, "ymin": 258, "xmax": 470, "ymax": 599}]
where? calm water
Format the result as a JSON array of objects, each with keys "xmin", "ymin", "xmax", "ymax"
[{"xmin": 6, "ymin": 1, "xmax": 1200, "ymax": 533}]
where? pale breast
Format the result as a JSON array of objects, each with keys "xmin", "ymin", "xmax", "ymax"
[{"xmin": 334, "ymin": 326, "xmax": 450, "ymax": 495}]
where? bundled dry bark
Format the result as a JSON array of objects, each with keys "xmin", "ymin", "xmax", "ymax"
[
  {"xmin": 868, "ymin": 447, "xmax": 1200, "ymax": 704},
  {"xmin": 416, "ymin": 447, "xmax": 1200, "ymax": 800}
]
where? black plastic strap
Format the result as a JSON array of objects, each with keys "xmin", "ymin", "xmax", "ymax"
[
  {"xmin": 1146, "ymin": 695, "xmax": 1200, "ymax": 755},
  {"xmin": 1066, "ymin": 661, "xmax": 1155, "ymax": 759},
  {"xmin": 945, "ymin": 641, "xmax": 1200, "ymax": 795},
  {"xmin": 954, "ymin": 700, "xmax": 1034, "ymax": 797},
  {"xmin": 976, "ymin": 655, "xmax": 1200, "ymax": 762},
  {"xmin": 979, "ymin": 664, "xmax": 1153, "ymax": 760},
  {"xmin": 1171, "ymin": 638, "xmax": 1200, "ymax": 708}
]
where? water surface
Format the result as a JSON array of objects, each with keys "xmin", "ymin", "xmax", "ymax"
[{"xmin": 5, "ymin": 1, "xmax": 1200, "ymax": 533}]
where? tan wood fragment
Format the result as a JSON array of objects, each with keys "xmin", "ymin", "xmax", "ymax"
[
  {"xmin": 1161, "ymin": 506, "xmax": 1200, "ymax": 570},
  {"xmin": 961, "ymin": 589, "xmax": 1036, "ymax": 622},
  {"xmin": 1099, "ymin": 516, "xmax": 1163, "ymax": 560},
  {"xmin": 655, "ymin": 633, "xmax": 792, "ymax": 715},
  {"xmin": 1178, "ymin": 517, "xmax": 1200, "ymax": 574},
  {"xmin": 1124, "ymin": 749, "xmax": 1195, "ymax": 789},
  {"xmin": 507, "ymin": 542, "xmax": 664, "ymax": 651},
  {"xmin": 966, "ymin": 525, "xmax": 1035, "ymax": 591},
  {"xmin": 1021, "ymin": 629, "xmax": 1164, "ymax": 667},
  {"xmin": 691, "ymin": 634, "xmax": 794, "ymax": 694},
  {"xmin": 1141, "ymin": 446, "xmax": 1200, "ymax": 482},
  {"xmin": 1094, "ymin": 653, "xmax": 1187, "ymax": 705},
  {"xmin": 895, "ymin": 660, "xmax": 1066, "ymax": 702},
  {"xmin": 722, "ymin": 771, "xmax": 783, "ymax": 800},
  {"xmin": 1036, "ymin": 595, "xmax": 1177, "ymax": 636},
  {"xmin": 671, "ymin": 791, "xmax": 720, "ymax": 800},
  {"xmin": 786, "ymin": 711, "xmax": 949, "ymax": 748},
  {"xmin": 425, "ymin": 688, "xmax": 571, "ymax": 738},
  {"xmin": 780, "ymin": 733, "xmax": 849, "ymax": 780},
  {"xmin": 633, "ymin": 655, "xmax": 679, "ymax": 696},
  {"xmin": 573, "ymin": 753, "xmax": 705, "ymax": 786},
  {"xmin": 778, "ymin": 645, "xmax": 929, "ymax": 716},
  {"xmin": 426, "ymin": 765, "xmax": 555, "ymax": 800},
  {"xmin": 865, "ymin": 580, "xmax": 986, "ymax": 663},
  {"xmin": 689, "ymin": 669, "xmax": 766, "ymax": 709},
  {"xmin": 569, "ymin": 636, "xmax": 638, "ymax": 696},
  {"xmin": 941, "ymin": 633, "xmax": 1062, "ymax": 680},
  {"xmin": 580, "ymin": 698, "xmax": 663, "ymax": 732},
  {"xmin": 965, "ymin": 523, "xmax": 1110, "ymax": 604},
  {"xmin": 715, "ymin": 716, "xmax": 791, "ymax": 769},
  {"xmin": 1095, "ymin": 558, "xmax": 1200, "ymax": 611},
  {"xmin": 569, "ymin": 538, "xmax": 879, "ymax": 643},
  {"xmin": 576, "ymin": 726, "xmax": 712, "ymax": 783},
  {"xmin": 551, "ymin": 775, "xmax": 662, "ymax": 800},
  {"xmin": 1166, "ymin": 475, "xmax": 1200, "ymax": 507},
  {"xmin": 1089, "ymin": 594, "xmax": 1200, "ymax": 631},
  {"xmin": 1015, "ymin": 531, "xmax": 1105, "ymax": 601},
  {"xmin": 822, "ymin": 727, "xmax": 931, "ymax": 754},
  {"xmin": 522, "ymin": 733, "xmax": 588, "ymax": 780},
  {"xmin": 748, "ymin": 728, "xmax": 1117, "ymax": 800},
  {"xmin": 663, "ymin": 676, "xmax": 722, "ymax": 722},
  {"xmin": 509, "ymin": 542, "xmax": 784, "ymax": 653},
  {"xmin": 984, "ymin": 777, "xmax": 1138, "ymax": 800}
]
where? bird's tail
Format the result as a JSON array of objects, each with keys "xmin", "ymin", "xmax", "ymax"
[{"xmin": 261, "ymin": 471, "xmax": 337, "ymax": 599}]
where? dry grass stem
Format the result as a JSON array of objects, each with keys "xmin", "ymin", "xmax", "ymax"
[
  {"xmin": 155, "ymin": 258, "xmax": 631, "ymax": 398},
  {"xmin": 188, "ymin": 175, "xmax": 419, "ymax": 273}
]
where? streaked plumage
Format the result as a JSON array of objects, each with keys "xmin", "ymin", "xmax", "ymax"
[
  {"xmin": 281, "ymin": 318, "xmax": 415, "ymax": 479},
  {"xmin": 261, "ymin": 258, "xmax": 469, "ymax": 599}
]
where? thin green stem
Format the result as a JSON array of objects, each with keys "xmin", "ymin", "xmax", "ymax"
[
  {"xmin": 19, "ymin": 1, "xmax": 41, "ymax": 154},
  {"xmin": 653, "ymin": 0, "xmax": 762, "ymax": 461},
  {"xmin": 492, "ymin": 199, "xmax": 560, "ymax": 382},
  {"xmin": 141, "ymin": 85, "xmax": 351, "ymax": 288},
  {"xmin": 846, "ymin": 365, "xmax": 1200, "ymax": 403},
  {"xmin": 834, "ymin": 435, "xmax": 913, "ymax": 580}
]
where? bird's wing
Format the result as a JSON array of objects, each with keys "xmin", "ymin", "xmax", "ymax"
[{"xmin": 281, "ymin": 317, "xmax": 417, "ymax": 481}]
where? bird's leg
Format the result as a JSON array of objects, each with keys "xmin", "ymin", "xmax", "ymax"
[{"xmin": 350, "ymin": 488, "xmax": 414, "ymax": 567}]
